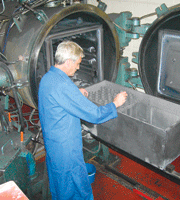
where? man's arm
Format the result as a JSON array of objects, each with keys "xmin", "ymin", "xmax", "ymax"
[{"xmin": 79, "ymin": 88, "xmax": 88, "ymax": 97}]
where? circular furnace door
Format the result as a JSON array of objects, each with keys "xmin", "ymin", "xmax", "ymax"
[{"xmin": 139, "ymin": 7, "xmax": 180, "ymax": 104}]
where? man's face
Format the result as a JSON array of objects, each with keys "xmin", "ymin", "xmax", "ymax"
[{"xmin": 68, "ymin": 57, "xmax": 82, "ymax": 76}]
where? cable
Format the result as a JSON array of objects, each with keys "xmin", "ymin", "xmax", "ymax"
[
  {"xmin": 0, "ymin": 53, "xmax": 16, "ymax": 65},
  {"xmin": 29, "ymin": 108, "xmax": 39, "ymax": 126},
  {"xmin": 0, "ymin": 100, "xmax": 9, "ymax": 131},
  {"xmin": 2, "ymin": 21, "xmax": 12, "ymax": 54},
  {"xmin": 140, "ymin": 3, "xmax": 180, "ymax": 20},
  {"xmin": 113, "ymin": 22, "xmax": 130, "ymax": 32},
  {"xmin": 83, "ymin": 141, "xmax": 101, "ymax": 154},
  {"xmin": 0, "ymin": 61, "xmax": 25, "ymax": 132},
  {"xmin": 0, "ymin": 0, "xmax": 5, "ymax": 15},
  {"xmin": 126, "ymin": 80, "xmax": 137, "ymax": 90}
]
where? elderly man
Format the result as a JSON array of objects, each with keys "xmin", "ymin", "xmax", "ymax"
[{"xmin": 38, "ymin": 40, "xmax": 127, "ymax": 200}]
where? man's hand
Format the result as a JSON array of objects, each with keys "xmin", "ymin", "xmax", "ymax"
[
  {"xmin": 79, "ymin": 88, "xmax": 88, "ymax": 97},
  {"xmin": 113, "ymin": 91, "xmax": 127, "ymax": 108}
]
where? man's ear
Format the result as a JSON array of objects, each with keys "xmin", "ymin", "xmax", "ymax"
[{"xmin": 65, "ymin": 59, "xmax": 70, "ymax": 67}]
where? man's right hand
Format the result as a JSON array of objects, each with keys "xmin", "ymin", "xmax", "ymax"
[{"xmin": 113, "ymin": 91, "xmax": 128, "ymax": 108}]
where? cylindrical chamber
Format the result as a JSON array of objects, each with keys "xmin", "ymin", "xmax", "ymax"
[
  {"xmin": 138, "ymin": 7, "xmax": 180, "ymax": 104},
  {"xmin": 0, "ymin": 3, "xmax": 120, "ymax": 108}
]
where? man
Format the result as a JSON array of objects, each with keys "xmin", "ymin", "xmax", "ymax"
[{"xmin": 38, "ymin": 40, "xmax": 127, "ymax": 200}]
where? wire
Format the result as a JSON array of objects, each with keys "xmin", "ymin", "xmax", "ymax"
[
  {"xmin": 2, "ymin": 21, "xmax": 12, "ymax": 54},
  {"xmin": 127, "ymin": 80, "xmax": 137, "ymax": 90},
  {"xmin": 139, "ymin": 12, "xmax": 157, "ymax": 20},
  {"xmin": 83, "ymin": 141, "xmax": 101, "ymax": 154},
  {"xmin": 113, "ymin": 22, "xmax": 130, "ymax": 32},
  {"xmin": 140, "ymin": 3, "xmax": 180, "ymax": 20},
  {"xmin": 0, "ymin": 0, "xmax": 5, "ymax": 15},
  {"xmin": 29, "ymin": 108, "xmax": 39, "ymax": 126},
  {"xmin": 17, "ymin": 92, "xmax": 23, "ymax": 107},
  {"xmin": 0, "ymin": 52, "xmax": 7, "ymax": 60},
  {"xmin": 0, "ymin": 62, "xmax": 25, "ymax": 132}
]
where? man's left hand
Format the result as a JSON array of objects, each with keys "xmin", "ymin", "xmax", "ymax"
[{"xmin": 79, "ymin": 88, "xmax": 88, "ymax": 97}]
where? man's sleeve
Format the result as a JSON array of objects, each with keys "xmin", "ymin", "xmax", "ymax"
[{"xmin": 56, "ymin": 81, "xmax": 117, "ymax": 124}]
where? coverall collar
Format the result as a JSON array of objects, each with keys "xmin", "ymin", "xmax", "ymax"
[{"xmin": 50, "ymin": 65, "xmax": 69, "ymax": 79}]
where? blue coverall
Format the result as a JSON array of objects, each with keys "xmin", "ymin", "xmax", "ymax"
[{"xmin": 38, "ymin": 66, "xmax": 117, "ymax": 200}]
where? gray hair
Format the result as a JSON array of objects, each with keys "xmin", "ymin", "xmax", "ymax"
[{"xmin": 55, "ymin": 40, "xmax": 84, "ymax": 65}]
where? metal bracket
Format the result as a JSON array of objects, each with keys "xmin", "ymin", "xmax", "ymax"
[
  {"xmin": 156, "ymin": 4, "xmax": 169, "ymax": 18},
  {"xmin": 5, "ymin": 80, "xmax": 29, "ymax": 93},
  {"xmin": 132, "ymin": 23, "xmax": 151, "ymax": 37},
  {"xmin": 35, "ymin": 10, "xmax": 49, "ymax": 24},
  {"xmin": 114, "ymin": 12, "xmax": 150, "ymax": 48},
  {"xmin": 1, "ymin": 139, "xmax": 14, "ymax": 154},
  {"xmin": 22, "ymin": 3, "xmax": 49, "ymax": 24},
  {"xmin": 132, "ymin": 52, "xmax": 139, "ymax": 64},
  {"xmin": 13, "ymin": 14, "xmax": 27, "ymax": 33},
  {"xmin": 97, "ymin": 1, "xmax": 107, "ymax": 12}
]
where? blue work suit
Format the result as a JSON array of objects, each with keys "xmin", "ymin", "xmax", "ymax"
[{"xmin": 38, "ymin": 66, "xmax": 117, "ymax": 200}]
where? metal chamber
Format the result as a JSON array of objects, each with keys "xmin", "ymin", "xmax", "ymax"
[
  {"xmin": 0, "ymin": 3, "xmax": 120, "ymax": 108},
  {"xmin": 138, "ymin": 7, "xmax": 180, "ymax": 104}
]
